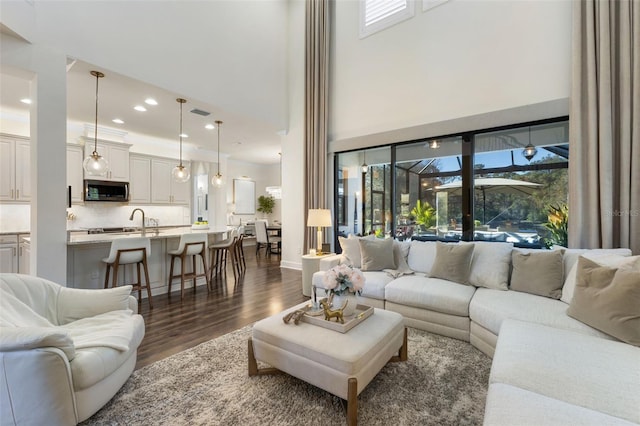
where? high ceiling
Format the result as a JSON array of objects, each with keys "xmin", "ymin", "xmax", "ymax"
[
  {"xmin": 0, "ymin": 0, "xmax": 289, "ymax": 166},
  {"xmin": 0, "ymin": 59, "xmax": 282, "ymax": 164}
]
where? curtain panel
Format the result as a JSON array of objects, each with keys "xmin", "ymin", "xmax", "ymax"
[
  {"xmin": 304, "ymin": 0, "xmax": 331, "ymax": 253},
  {"xmin": 569, "ymin": 0, "xmax": 639, "ymax": 254}
]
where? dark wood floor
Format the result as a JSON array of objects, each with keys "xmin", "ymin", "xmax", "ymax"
[{"xmin": 135, "ymin": 247, "xmax": 306, "ymax": 369}]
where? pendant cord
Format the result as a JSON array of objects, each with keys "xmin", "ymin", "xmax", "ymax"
[
  {"xmin": 179, "ymin": 101, "xmax": 183, "ymax": 167},
  {"xmin": 94, "ymin": 73, "xmax": 99, "ymax": 155}
]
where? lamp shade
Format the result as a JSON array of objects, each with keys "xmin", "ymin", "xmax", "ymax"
[{"xmin": 307, "ymin": 209, "xmax": 332, "ymax": 227}]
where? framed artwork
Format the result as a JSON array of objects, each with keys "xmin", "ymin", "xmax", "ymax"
[{"xmin": 233, "ymin": 179, "xmax": 256, "ymax": 214}]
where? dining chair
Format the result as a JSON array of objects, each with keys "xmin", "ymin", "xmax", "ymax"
[{"xmin": 255, "ymin": 219, "xmax": 281, "ymax": 256}]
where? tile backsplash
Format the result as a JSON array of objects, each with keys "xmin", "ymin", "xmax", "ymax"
[
  {"xmin": 68, "ymin": 204, "xmax": 191, "ymax": 230},
  {"xmin": 0, "ymin": 204, "xmax": 190, "ymax": 232}
]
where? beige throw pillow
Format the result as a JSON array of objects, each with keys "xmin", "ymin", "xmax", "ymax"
[
  {"xmin": 429, "ymin": 242, "xmax": 475, "ymax": 284},
  {"xmin": 359, "ymin": 238, "xmax": 397, "ymax": 271},
  {"xmin": 510, "ymin": 250, "xmax": 564, "ymax": 299},
  {"xmin": 338, "ymin": 236, "xmax": 369, "ymax": 268},
  {"xmin": 567, "ymin": 256, "xmax": 640, "ymax": 346}
]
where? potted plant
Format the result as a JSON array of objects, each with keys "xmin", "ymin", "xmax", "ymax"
[
  {"xmin": 410, "ymin": 200, "xmax": 436, "ymax": 233},
  {"xmin": 257, "ymin": 195, "xmax": 276, "ymax": 216}
]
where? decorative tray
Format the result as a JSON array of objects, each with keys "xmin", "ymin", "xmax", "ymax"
[{"xmin": 300, "ymin": 303, "xmax": 374, "ymax": 333}]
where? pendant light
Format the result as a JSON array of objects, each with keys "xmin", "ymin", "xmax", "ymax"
[
  {"xmin": 522, "ymin": 126, "xmax": 537, "ymax": 161},
  {"xmin": 83, "ymin": 71, "xmax": 109, "ymax": 176},
  {"xmin": 361, "ymin": 151, "xmax": 368, "ymax": 173},
  {"xmin": 172, "ymin": 98, "xmax": 190, "ymax": 183},
  {"xmin": 212, "ymin": 120, "xmax": 224, "ymax": 187}
]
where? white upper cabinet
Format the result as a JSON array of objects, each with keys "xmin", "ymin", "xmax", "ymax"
[
  {"xmin": 150, "ymin": 157, "xmax": 190, "ymax": 205},
  {"xmin": 67, "ymin": 144, "xmax": 84, "ymax": 203},
  {"xmin": 82, "ymin": 138, "xmax": 131, "ymax": 182},
  {"xmin": 0, "ymin": 135, "xmax": 30, "ymax": 202},
  {"xmin": 129, "ymin": 154, "xmax": 151, "ymax": 204}
]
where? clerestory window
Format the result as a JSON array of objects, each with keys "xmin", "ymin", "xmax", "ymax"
[{"xmin": 359, "ymin": 0, "xmax": 415, "ymax": 38}]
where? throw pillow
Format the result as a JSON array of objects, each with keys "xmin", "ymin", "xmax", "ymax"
[
  {"xmin": 359, "ymin": 238, "xmax": 397, "ymax": 271},
  {"xmin": 559, "ymin": 247, "xmax": 632, "ymax": 282},
  {"xmin": 510, "ymin": 250, "xmax": 564, "ymax": 299},
  {"xmin": 429, "ymin": 242, "xmax": 475, "ymax": 284},
  {"xmin": 407, "ymin": 240, "xmax": 438, "ymax": 274},
  {"xmin": 338, "ymin": 236, "xmax": 362, "ymax": 267},
  {"xmin": 392, "ymin": 240, "xmax": 413, "ymax": 274},
  {"xmin": 561, "ymin": 253, "xmax": 638, "ymax": 304},
  {"xmin": 567, "ymin": 256, "xmax": 640, "ymax": 346},
  {"xmin": 462, "ymin": 241, "xmax": 512, "ymax": 290}
]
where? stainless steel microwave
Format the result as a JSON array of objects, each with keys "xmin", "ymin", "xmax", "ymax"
[{"xmin": 84, "ymin": 180, "xmax": 129, "ymax": 202}]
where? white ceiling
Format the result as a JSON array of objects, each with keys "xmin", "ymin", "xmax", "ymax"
[
  {"xmin": 0, "ymin": 59, "xmax": 283, "ymax": 164},
  {"xmin": 0, "ymin": 0, "xmax": 290, "ymax": 165}
]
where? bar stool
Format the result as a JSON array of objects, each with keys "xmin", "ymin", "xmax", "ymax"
[
  {"xmin": 209, "ymin": 227, "xmax": 239, "ymax": 280},
  {"xmin": 168, "ymin": 233, "xmax": 210, "ymax": 299},
  {"xmin": 102, "ymin": 237, "xmax": 153, "ymax": 308},
  {"xmin": 234, "ymin": 234, "xmax": 247, "ymax": 275}
]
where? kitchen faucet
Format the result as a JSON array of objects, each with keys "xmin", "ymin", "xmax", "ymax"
[{"xmin": 129, "ymin": 208, "xmax": 146, "ymax": 234}]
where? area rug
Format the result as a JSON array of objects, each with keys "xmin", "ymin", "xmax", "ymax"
[{"xmin": 82, "ymin": 326, "xmax": 491, "ymax": 425}]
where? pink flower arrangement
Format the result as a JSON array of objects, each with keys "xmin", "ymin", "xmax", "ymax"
[{"xmin": 323, "ymin": 264, "xmax": 365, "ymax": 296}]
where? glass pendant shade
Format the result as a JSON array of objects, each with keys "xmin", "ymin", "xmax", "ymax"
[
  {"xmin": 172, "ymin": 164, "xmax": 190, "ymax": 183},
  {"xmin": 361, "ymin": 162, "xmax": 368, "ymax": 173},
  {"xmin": 83, "ymin": 152, "xmax": 109, "ymax": 177},
  {"xmin": 83, "ymin": 70, "xmax": 110, "ymax": 176},
  {"xmin": 212, "ymin": 172, "xmax": 224, "ymax": 187},
  {"xmin": 522, "ymin": 144, "xmax": 537, "ymax": 161}
]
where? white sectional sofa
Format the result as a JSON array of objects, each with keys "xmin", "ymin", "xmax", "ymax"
[
  {"xmin": 0, "ymin": 273, "xmax": 145, "ymax": 426},
  {"xmin": 312, "ymin": 238, "xmax": 640, "ymax": 425}
]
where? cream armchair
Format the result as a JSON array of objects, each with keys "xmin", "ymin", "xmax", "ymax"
[{"xmin": 0, "ymin": 274, "xmax": 145, "ymax": 425}]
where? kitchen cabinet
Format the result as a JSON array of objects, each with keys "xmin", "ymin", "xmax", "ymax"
[
  {"xmin": 0, "ymin": 135, "xmax": 30, "ymax": 202},
  {"xmin": 129, "ymin": 154, "xmax": 151, "ymax": 203},
  {"xmin": 67, "ymin": 144, "xmax": 84, "ymax": 203},
  {"xmin": 19, "ymin": 235, "xmax": 30, "ymax": 274},
  {"xmin": 0, "ymin": 235, "xmax": 18, "ymax": 273},
  {"xmin": 82, "ymin": 138, "xmax": 131, "ymax": 182},
  {"xmin": 151, "ymin": 158, "xmax": 190, "ymax": 204}
]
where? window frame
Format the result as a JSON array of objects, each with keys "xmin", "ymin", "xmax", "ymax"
[{"xmin": 359, "ymin": 0, "xmax": 416, "ymax": 39}]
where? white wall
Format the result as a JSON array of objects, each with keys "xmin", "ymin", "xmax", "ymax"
[
  {"xmin": 226, "ymin": 159, "xmax": 281, "ymax": 225},
  {"xmin": 330, "ymin": 0, "xmax": 572, "ymax": 146}
]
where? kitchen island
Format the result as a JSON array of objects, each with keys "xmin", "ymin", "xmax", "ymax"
[{"xmin": 67, "ymin": 226, "xmax": 231, "ymax": 296}]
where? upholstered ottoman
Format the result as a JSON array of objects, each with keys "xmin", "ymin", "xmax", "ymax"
[{"xmin": 248, "ymin": 303, "xmax": 407, "ymax": 425}]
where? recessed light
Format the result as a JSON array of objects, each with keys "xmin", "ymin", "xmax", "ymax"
[
  {"xmin": 20, "ymin": 98, "xmax": 32, "ymax": 104},
  {"xmin": 144, "ymin": 98, "xmax": 158, "ymax": 106},
  {"xmin": 134, "ymin": 105, "xmax": 147, "ymax": 112},
  {"xmin": 112, "ymin": 118, "xmax": 124, "ymax": 124},
  {"xmin": 179, "ymin": 133, "xmax": 189, "ymax": 138},
  {"xmin": 205, "ymin": 124, "xmax": 215, "ymax": 130}
]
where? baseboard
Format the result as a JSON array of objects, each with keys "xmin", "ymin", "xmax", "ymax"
[{"xmin": 280, "ymin": 260, "xmax": 302, "ymax": 270}]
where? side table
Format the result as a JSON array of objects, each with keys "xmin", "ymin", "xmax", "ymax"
[{"xmin": 301, "ymin": 253, "xmax": 335, "ymax": 297}]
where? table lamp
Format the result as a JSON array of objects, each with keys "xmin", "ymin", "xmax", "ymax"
[{"xmin": 307, "ymin": 209, "xmax": 332, "ymax": 255}]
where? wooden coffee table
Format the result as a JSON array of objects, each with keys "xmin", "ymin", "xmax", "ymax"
[{"xmin": 248, "ymin": 302, "xmax": 407, "ymax": 425}]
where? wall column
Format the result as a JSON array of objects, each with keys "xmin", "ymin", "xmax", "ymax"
[{"xmin": 29, "ymin": 47, "xmax": 68, "ymax": 282}]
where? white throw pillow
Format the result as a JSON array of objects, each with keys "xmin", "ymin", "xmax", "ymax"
[
  {"xmin": 407, "ymin": 240, "xmax": 438, "ymax": 274},
  {"xmin": 462, "ymin": 241, "xmax": 513, "ymax": 290},
  {"xmin": 559, "ymin": 247, "xmax": 632, "ymax": 282},
  {"xmin": 561, "ymin": 253, "xmax": 639, "ymax": 304}
]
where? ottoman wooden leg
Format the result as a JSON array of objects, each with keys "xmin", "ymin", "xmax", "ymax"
[
  {"xmin": 247, "ymin": 338, "xmax": 283, "ymax": 377},
  {"xmin": 389, "ymin": 327, "xmax": 408, "ymax": 362},
  {"xmin": 347, "ymin": 377, "xmax": 358, "ymax": 426}
]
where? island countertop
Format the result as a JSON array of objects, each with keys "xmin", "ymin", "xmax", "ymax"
[{"xmin": 67, "ymin": 225, "xmax": 232, "ymax": 245}]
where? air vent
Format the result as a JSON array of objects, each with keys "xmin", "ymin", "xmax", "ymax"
[{"xmin": 190, "ymin": 108, "xmax": 211, "ymax": 116}]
